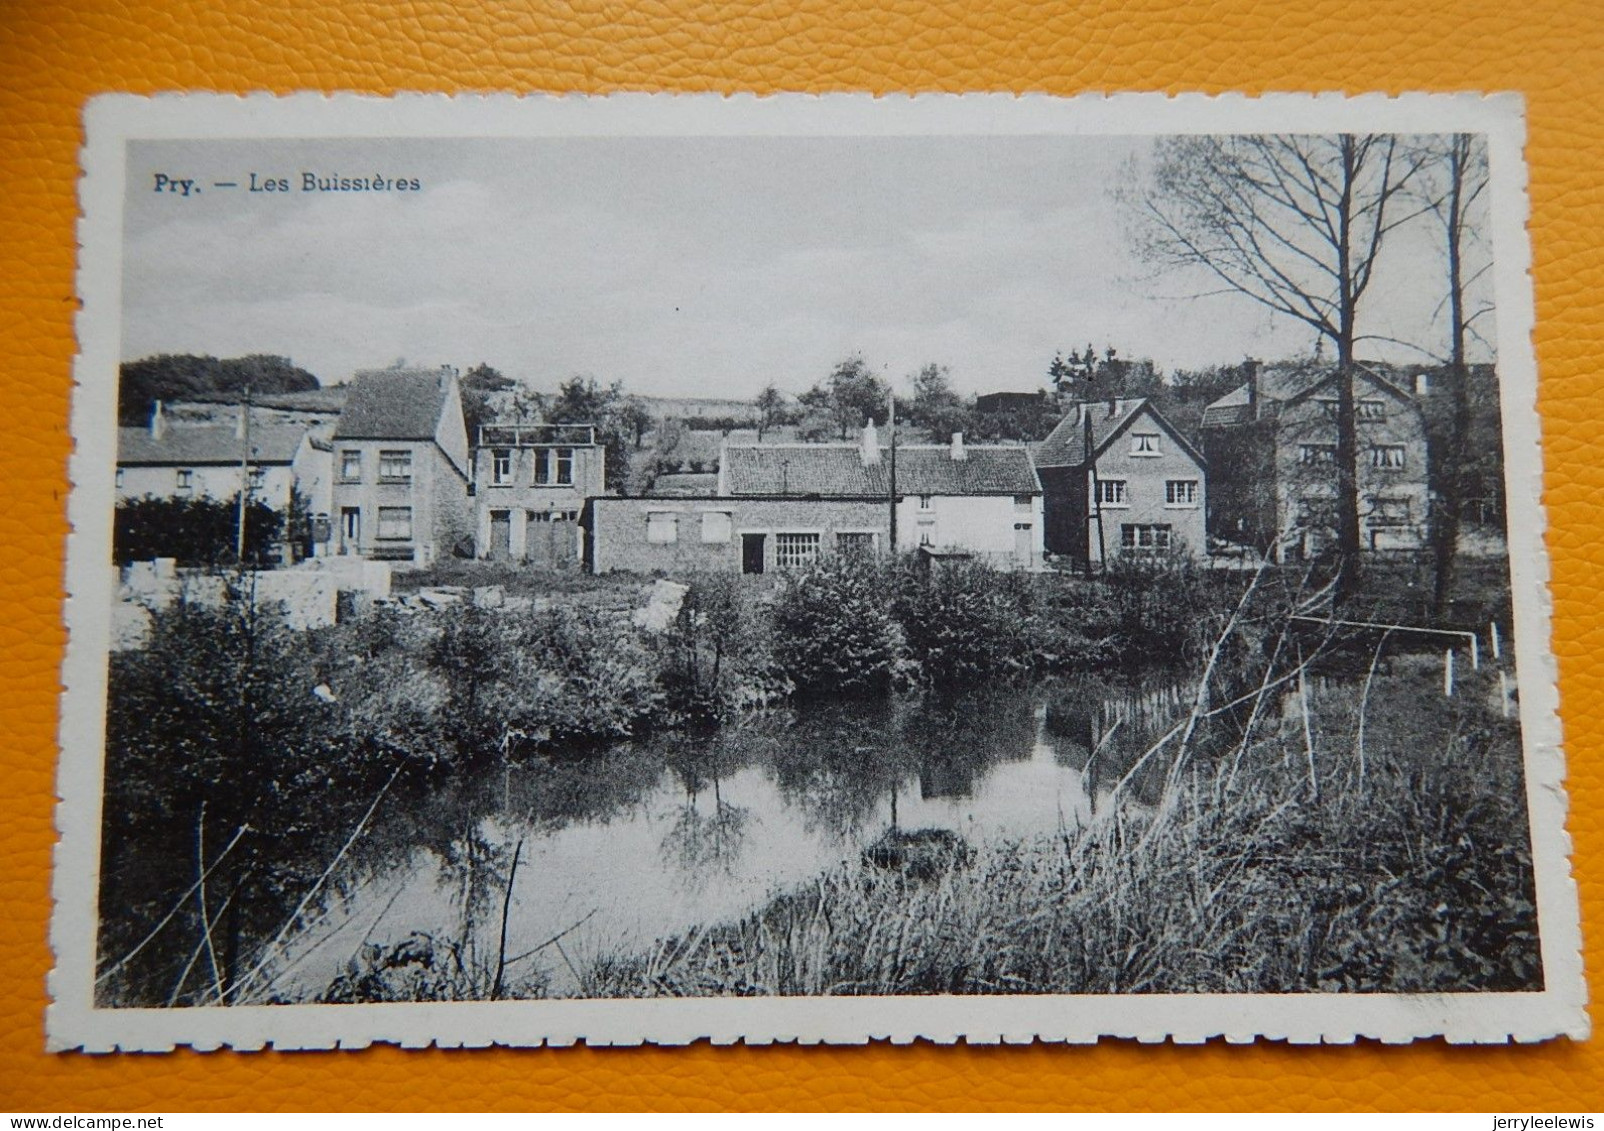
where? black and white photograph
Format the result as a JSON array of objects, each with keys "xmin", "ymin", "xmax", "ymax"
[{"xmin": 52, "ymin": 94, "xmax": 1584, "ymax": 1049}]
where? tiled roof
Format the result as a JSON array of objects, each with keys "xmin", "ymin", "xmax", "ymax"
[
  {"xmin": 722, "ymin": 443, "xmax": 1039, "ymax": 497},
  {"xmin": 118, "ymin": 422, "xmax": 307, "ymax": 466},
  {"xmin": 1200, "ymin": 362, "xmax": 1415, "ymax": 429},
  {"xmin": 1033, "ymin": 398, "xmax": 1147, "ymax": 468},
  {"xmin": 333, "ymin": 368, "xmax": 452, "ymax": 440}
]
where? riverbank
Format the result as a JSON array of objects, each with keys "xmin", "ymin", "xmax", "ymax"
[{"xmin": 583, "ymin": 657, "xmax": 1540, "ymax": 997}]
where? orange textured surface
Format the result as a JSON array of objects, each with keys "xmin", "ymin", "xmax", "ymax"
[{"xmin": 2, "ymin": 0, "xmax": 1601, "ymax": 1112}]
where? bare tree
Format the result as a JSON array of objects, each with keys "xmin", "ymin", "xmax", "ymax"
[
  {"xmin": 1414, "ymin": 133, "xmax": 1492, "ymax": 614},
  {"xmin": 1136, "ymin": 134, "xmax": 1424, "ymax": 598}
]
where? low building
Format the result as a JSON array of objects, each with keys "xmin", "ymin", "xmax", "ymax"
[
  {"xmin": 471, "ymin": 422, "xmax": 606, "ymax": 567},
  {"xmin": 587, "ymin": 495, "xmax": 888, "ymax": 575},
  {"xmin": 1033, "ymin": 398, "xmax": 1208, "ymax": 564},
  {"xmin": 117, "ymin": 401, "xmax": 328, "ymax": 515},
  {"xmin": 329, "ymin": 367, "xmax": 473, "ymax": 565},
  {"xmin": 1198, "ymin": 361, "xmax": 1430, "ymax": 559}
]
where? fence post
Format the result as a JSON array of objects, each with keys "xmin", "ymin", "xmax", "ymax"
[
  {"xmin": 1491, "ymin": 621, "xmax": 1502, "ymax": 661},
  {"xmin": 1500, "ymin": 670, "xmax": 1512, "ymax": 719},
  {"xmin": 1471, "ymin": 633, "xmax": 1480, "ymax": 671},
  {"xmin": 1444, "ymin": 649, "xmax": 1455, "ymax": 697}
]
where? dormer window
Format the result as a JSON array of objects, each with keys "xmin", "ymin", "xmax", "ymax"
[{"xmin": 1130, "ymin": 432, "xmax": 1161, "ymax": 456}]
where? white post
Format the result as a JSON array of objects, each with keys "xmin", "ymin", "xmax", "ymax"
[
  {"xmin": 1491, "ymin": 621, "xmax": 1502, "ymax": 661},
  {"xmin": 1499, "ymin": 670, "xmax": 1512, "ymax": 719},
  {"xmin": 1471, "ymin": 633, "xmax": 1480, "ymax": 671},
  {"xmin": 1444, "ymin": 649, "xmax": 1455, "ymax": 697}
]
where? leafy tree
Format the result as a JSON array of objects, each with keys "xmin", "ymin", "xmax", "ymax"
[
  {"xmin": 754, "ymin": 383, "xmax": 788, "ymax": 441},
  {"xmin": 1133, "ymin": 135, "xmax": 1425, "ymax": 599},
  {"xmin": 617, "ymin": 398, "xmax": 656, "ymax": 450},
  {"xmin": 908, "ymin": 363, "xmax": 969, "ymax": 440},
  {"xmin": 459, "ymin": 362, "xmax": 516, "ymax": 442},
  {"xmin": 803, "ymin": 355, "xmax": 890, "ymax": 440},
  {"xmin": 546, "ymin": 375, "xmax": 630, "ymax": 492},
  {"xmin": 119, "ymin": 354, "xmax": 319, "ymax": 425}
]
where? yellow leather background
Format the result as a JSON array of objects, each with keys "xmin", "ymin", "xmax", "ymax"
[{"xmin": 3, "ymin": 0, "xmax": 1601, "ymax": 1111}]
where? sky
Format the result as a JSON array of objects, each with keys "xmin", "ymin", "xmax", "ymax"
[{"xmin": 121, "ymin": 134, "xmax": 1491, "ymax": 399}]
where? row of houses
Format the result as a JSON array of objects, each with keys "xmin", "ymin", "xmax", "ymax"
[{"xmin": 115, "ymin": 360, "xmax": 1439, "ymax": 574}]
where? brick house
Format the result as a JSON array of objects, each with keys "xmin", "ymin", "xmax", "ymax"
[
  {"xmin": 1198, "ymin": 361, "xmax": 1430, "ymax": 559},
  {"xmin": 117, "ymin": 400, "xmax": 329, "ymax": 515},
  {"xmin": 1033, "ymin": 398, "xmax": 1208, "ymax": 564},
  {"xmin": 329, "ymin": 367, "xmax": 473, "ymax": 565},
  {"xmin": 471, "ymin": 422, "xmax": 606, "ymax": 567}
]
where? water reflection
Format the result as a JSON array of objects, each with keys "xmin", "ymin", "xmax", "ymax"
[{"xmin": 277, "ymin": 678, "xmax": 1189, "ymax": 999}]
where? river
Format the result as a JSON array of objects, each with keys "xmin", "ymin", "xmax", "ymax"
[{"xmin": 264, "ymin": 678, "xmax": 1195, "ymax": 1000}]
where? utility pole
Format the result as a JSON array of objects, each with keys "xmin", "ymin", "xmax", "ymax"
[
  {"xmin": 1084, "ymin": 404, "xmax": 1103, "ymax": 578},
  {"xmin": 887, "ymin": 385, "xmax": 898, "ymax": 555},
  {"xmin": 236, "ymin": 388, "xmax": 252, "ymax": 563}
]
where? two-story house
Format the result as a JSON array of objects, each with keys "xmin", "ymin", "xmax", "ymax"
[
  {"xmin": 329, "ymin": 367, "xmax": 473, "ymax": 565},
  {"xmin": 1199, "ymin": 360, "xmax": 1430, "ymax": 560},
  {"xmin": 117, "ymin": 400, "xmax": 327, "ymax": 514},
  {"xmin": 471, "ymin": 422, "xmax": 606, "ymax": 567},
  {"xmin": 1033, "ymin": 398, "xmax": 1208, "ymax": 564}
]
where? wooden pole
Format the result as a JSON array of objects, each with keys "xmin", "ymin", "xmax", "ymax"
[
  {"xmin": 887, "ymin": 386, "xmax": 897, "ymax": 555},
  {"xmin": 1444, "ymin": 648, "xmax": 1455, "ymax": 697},
  {"xmin": 235, "ymin": 388, "xmax": 252, "ymax": 563},
  {"xmin": 1470, "ymin": 633, "xmax": 1480, "ymax": 671},
  {"xmin": 1491, "ymin": 620, "xmax": 1502, "ymax": 661}
]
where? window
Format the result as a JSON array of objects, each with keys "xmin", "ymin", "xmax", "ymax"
[
  {"xmin": 115, "ymin": 468, "xmax": 124, "ymax": 490},
  {"xmin": 1120, "ymin": 523, "xmax": 1172, "ymax": 551},
  {"xmin": 836, "ymin": 532, "xmax": 876, "ymax": 555},
  {"xmin": 919, "ymin": 529, "xmax": 933, "ymax": 546},
  {"xmin": 1371, "ymin": 444, "xmax": 1407, "ymax": 470},
  {"xmin": 1013, "ymin": 494, "xmax": 1034, "ymax": 513},
  {"xmin": 1299, "ymin": 444, "xmax": 1337, "ymax": 466},
  {"xmin": 175, "ymin": 468, "xmax": 193, "ymax": 492},
  {"xmin": 701, "ymin": 511, "xmax": 732, "ymax": 543},
  {"xmin": 1370, "ymin": 497, "xmax": 1411, "ymax": 526},
  {"xmin": 376, "ymin": 506, "xmax": 413, "ymax": 540},
  {"xmin": 340, "ymin": 450, "xmax": 362, "ymax": 481},
  {"xmin": 1097, "ymin": 479, "xmax": 1128, "ymax": 507},
  {"xmin": 646, "ymin": 511, "xmax": 678, "ymax": 544},
  {"xmin": 249, "ymin": 467, "xmax": 266, "ymax": 489},
  {"xmin": 918, "ymin": 495, "xmax": 933, "ymax": 510},
  {"xmin": 1130, "ymin": 432, "xmax": 1161, "ymax": 456},
  {"xmin": 1165, "ymin": 479, "xmax": 1199, "ymax": 507},
  {"xmin": 379, "ymin": 450, "xmax": 412, "ymax": 481},
  {"xmin": 535, "ymin": 447, "xmax": 575, "ymax": 486},
  {"xmin": 776, "ymin": 532, "xmax": 822, "ymax": 569},
  {"xmin": 1357, "ymin": 399, "xmax": 1387, "ymax": 420},
  {"xmin": 490, "ymin": 449, "xmax": 512, "ymax": 486}
]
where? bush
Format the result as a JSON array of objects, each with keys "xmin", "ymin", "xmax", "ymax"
[
  {"xmin": 893, "ymin": 560, "xmax": 1036, "ymax": 691},
  {"xmin": 770, "ymin": 555, "xmax": 900, "ymax": 696},
  {"xmin": 114, "ymin": 494, "xmax": 283, "ymax": 566}
]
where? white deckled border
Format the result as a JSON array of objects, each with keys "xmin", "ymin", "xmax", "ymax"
[{"xmin": 51, "ymin": 91, "xmax": 1587, "ymax": 1052}]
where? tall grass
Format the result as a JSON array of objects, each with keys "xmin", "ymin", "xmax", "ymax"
[{"xmin": 585, "ymin": 658, "xmax": 1540, "ymax": 997}]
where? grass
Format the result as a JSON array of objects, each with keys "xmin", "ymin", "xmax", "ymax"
[{"xmin": 583, "ymin": 657, "xmax": 1540, "ymax": 998}]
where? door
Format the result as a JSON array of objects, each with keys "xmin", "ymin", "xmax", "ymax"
[
  {"xmin": 1014, "ymin": 521, "xmax": 1034, "ymax": 567},
  {"xmin": 489, "ymin": 510, "xmax": 512, "ymax": 561},
  {"xmin": 339, "ymin": 507, "xmax": 360, "ymax": 555},
  {"xmin": 741, "ymin": 533, "xmax": 766, "ymax": 574}
]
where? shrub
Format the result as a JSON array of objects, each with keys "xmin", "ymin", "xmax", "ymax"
[
  {"xmin": 892, "ymin": 560, "xmax": 1036, "ymax": 691},
  {"xmin": 770, "ymin": 555, "xmax": 899, "ymax": 696},
  {"xmin": 114, "ymin": 495, "xmax": 284, "ymax": 566}
]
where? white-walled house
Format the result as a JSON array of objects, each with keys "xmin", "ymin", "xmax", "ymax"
[
  {"xmin": 116, "ymin": 401, "xmax": 329, "ymax": 514},
  {"xmin": 717, "ymin": 426, "xmax": 1045, "ymax": 570}
]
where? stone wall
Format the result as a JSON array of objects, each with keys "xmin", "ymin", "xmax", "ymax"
[{"xmin": 590, "ymin": 496, "xmax": 888, "ymax": 574}]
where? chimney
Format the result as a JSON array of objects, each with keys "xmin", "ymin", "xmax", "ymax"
[
  {"xmin": 149, "ymin": 399, "xmax": 166, "ymax": 439},
  {"xmin": 1244, "ymin": 358, "xmax": 1260, "ymax": 419},
  {"xmin": 860, "ymin": 419, "xmax": 881, "ymax": 466},
  {"xmin": 1414, "ymin": 370, "xmax": 1431, "ymax": 396},
  {"xmin": 950, "ymin": 431, "xmax": 967, "ymax": 461}
]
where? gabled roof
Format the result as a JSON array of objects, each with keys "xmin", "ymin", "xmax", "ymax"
[
  {"xmin": 1032, "ymin": 398, "xmax": 1147, "ymax": 468},
  {"xmin": 333, "ymin": 368, "xmax": 454, "ymax": 440},
  {"xmin": 1200, "ymin": 362, "xmax": 1417, "ymax": 429},
  {"xmin": 721, "ymin": 442, "xmax": 1040, "ymax": 497},
  {"xmin": 118, "ymin": 422, "xmax": 307, "ymax": 466}
]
